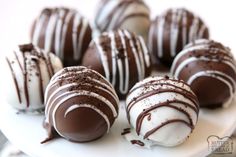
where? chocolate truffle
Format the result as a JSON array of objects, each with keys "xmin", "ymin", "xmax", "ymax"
[
  {"xmin": 148, "ymin": 8, "xmax": 209, "ymax": 66},
  {"xmin": 44, "ymin": 66, "xmax": 119, "ymax": 142},
  {"xmin": 31, "ymin": 7, "xmax": 92, "ymax": 66},
  {"xmin": 94, "ymin": 0, "xmax": 150, "ymax": 41},
  {"xmin": 2, "ymin": 43, "xmax": 63, "ymax": 112},
  {"xmin": 82, "ymin": 29, "xmax": 151, "ymax": 98},
  {"xmin": 125, "ymin": 76, "xmax": 199, "ymax": 147},
  {"xmin": 171, "ymin": 39, "xmax": 236, "ymax": 108}
]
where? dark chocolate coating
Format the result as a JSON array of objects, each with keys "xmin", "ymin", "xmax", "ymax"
[
  {"xmin": 44, "ymin": 66, "xmax": 119, "ymax": 142},
  {"xmin": 31, "ymin": 7, "xmax": 92, "ymax": 66},
  {"xmin": 148, "ymin": 8, "xmax": 209, "ymax": 67},
  {"xmin": 82, "ymin": 30, "xmax": 152, "ymax": 98},
  {"xmin": 171, "ymin": 39, "xmax": 236, "ymax": 108}
]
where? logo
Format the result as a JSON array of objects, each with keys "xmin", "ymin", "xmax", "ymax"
[{"xmin": 207, "ymin": 135, "xmax": 233, "ymax": 154}]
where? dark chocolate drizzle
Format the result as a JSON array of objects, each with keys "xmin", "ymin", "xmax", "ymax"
[
  {"xmin": 129, "ymin": 78, "xmax": 193, "ymax": 97},
  {"xmin": 22, "ymin": 50, "xmax": 30, "ymax": 107},
  {"xmin": 127, "ymin": 87, "xmax": 198, "ymax": 120},
  {"xmin": 13, "ymin": 51, "xmax": 23, "ymax": 71},
  {"xmin": 5, "ymin": 57, "xmax": 21, "ymax": 103},
  {"xmin": 121, "ymin": 128, "xmax": 131, "ymax": 135},
  {"xmin": 143, "ymin": 119, "xmax": 193, "ymax": 139},
  {"xmin": 13, "ymin": 48, "xmax": 30, "ymax": 107},
  {"xmin": 19, "ymin": 43, "xmax": 34, "ymax": 52},
  {"xmin": 131, "ymin": 139, "xmax": 145, "ymax": 146},
  {"xmin": 126, "ymin": 77, "xmax": 199, "ymax": 140},
  {"xmin": 34, "ymin": 59, "xmax": 44, "ymax": 104},
  {"xmin": 147, "ymin": 113, "xmax": 151, "ymax": 121},
  {"xmin": 7, "ymin": 44, "xmax": 56, "ymax": 108},
  {"xmin": 136, "ymin": 100, "xmax": 194, "ymax": 136},
  {"xmin": 44, "ymin": 52, "xmax": 54, "ymax": 78},
  {"xmin": 128, "ymin": 81, "xmax": 199, "ymax": 111}
]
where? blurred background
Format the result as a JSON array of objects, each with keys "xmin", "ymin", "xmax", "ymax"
[
  {"xmin": 0, "ymin": 0, "xmax": 236, "ymax": 57},
  {"xmin": 0, "ymin": 0, "xmax": 236, "ymax": 156}
]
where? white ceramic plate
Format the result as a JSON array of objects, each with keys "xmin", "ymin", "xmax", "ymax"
[{"xmin": 0, "ymin": 99, "xmax": 236, "ymax": 157}]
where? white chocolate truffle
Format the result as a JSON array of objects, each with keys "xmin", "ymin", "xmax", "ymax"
[
  {"xmin": 2, "ymin": 44, "xmax": 63, "ymax": 112},
  {"xmin": 125, "ymin": 76, "xmax": 199, "ymax": 147},
  {"xmin": 94, "ymin": 0, "xmax": 150, "ymax": 41}
]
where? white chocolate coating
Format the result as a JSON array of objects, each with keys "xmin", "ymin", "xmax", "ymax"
[
  {"xmin": 94, "ymin": 0, "xmax": 150, "ymax": 41},
  {"xmin": 1, "ymin": 44, "xmax": 62, "ymax": 112},
  {"xmin": 125, "ymin": 76, "xmax": 199, "ymax": 147}
]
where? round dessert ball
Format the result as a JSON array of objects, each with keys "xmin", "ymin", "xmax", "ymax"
[
  {"xmin": 81, "ymin": 29, "xmax": 151, "ymax": 98},
  {"xmin": 94, "ymin": 0, "xmax": 150, "ymax": 41},
  {"xmin": 126, "ymin": 76, "xmax": 199, "ymax": 147},
  {"xmin": 1, "ymin": 43, "xmax": 63, "ymax": 112},
  {"xmin": 44, "ymin": 66, "xmax": 119, "ymax": 142},
  {"xmin": 148, "ymin": 8, "xmax": 209, "ymax": 66},
  {"xmin": 171, "ymin": 39, "xmax": 236, "ymax": 108},
  {"xmin": 31, "ymin": 7, "xmax": 92, "ymax": 66}
]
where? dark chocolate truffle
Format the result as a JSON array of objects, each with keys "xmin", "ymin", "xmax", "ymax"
[
  {"xmin": 2, "ymin": 43, "xmax": 62, "ymax": 112},
  {"xmin": 44, "ymin": 66, "xmax": 119, "ymax": 142},
  {"xmin": 125, "ymin": 76, "xmax": 199, "ymax": 147},
  {"xmin": 94, "ymin": 0, "xmax": 150, "ymax": 41},
  {"xmin": 171, "ymin": 39, "xmax": 236, "ymax": 108},
  {"xmin": 82, "ymin": 29, "xmax": 151, "ymax": 98},
  {"xmin": 31, "ymin": 7, "xmax": 92, "ymax": 66},
  {"xmin": 148, "ymin": 8, "xmax": 209, "ymax": 66}
]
